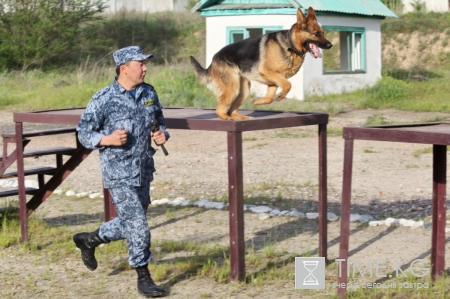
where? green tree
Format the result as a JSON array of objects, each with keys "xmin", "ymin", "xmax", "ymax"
[{"xmin": 0, "ymin": 0, "xmax": 107, "ymax": 71}]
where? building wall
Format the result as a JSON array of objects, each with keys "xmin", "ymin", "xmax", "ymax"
[
  {"xmin": 302, "ymin": 16, "xmax": 382, "ymax": 97},
  {"xmin": 205, "ymin": 14, "xmax": 304, "ymax": 100},
  {"xmin": 104, "ymin": 0, "xmax": 190, "ymax": 14},
  {"xmin": 403, "ymin": 0, "xmax": 448, "ymax": 13},
  {"xmin": 205, "ymin": 14, "xmax": 382, "ymax": 100}
]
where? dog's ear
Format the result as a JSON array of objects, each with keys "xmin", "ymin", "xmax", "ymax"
[
  {"xmin": 307, "ymin": 7, "xmax": 317, "ymax": 22},
  {"xmin": 296, "ymin": 8, "xmax": 307, "ymax": 30}
]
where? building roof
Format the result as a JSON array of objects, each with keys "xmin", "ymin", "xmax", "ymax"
[{"xmin": 192, "ymin": 0, "xmax": 397, "ymax": 18}]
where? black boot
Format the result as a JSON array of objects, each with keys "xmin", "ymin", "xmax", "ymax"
[
  {"xmin": 135, "ymin": 265, "xmax": 166, "ymax": 297},
  {"xmin": 73, "ymin": 229, "xmax": 105, "ymax": 271}
]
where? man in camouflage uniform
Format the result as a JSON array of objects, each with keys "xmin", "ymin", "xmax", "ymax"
[{"xmin": 73, "ymin": 46, "xmax": 169, "ymax": 298}]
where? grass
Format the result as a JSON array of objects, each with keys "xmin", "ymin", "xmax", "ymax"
[
  {"xmin": 0, "ymin": 210, "xmax": 242, "ymax": 279},
  {"xmin": 413, "ymin": 147, "xmax": 433, "ymax": 158},
  {"xmin": 306, "ymin": 69, "xmax": 450, "ymax": 113},
  {"xmin": 273, "ymin": 128, "xmax": 302, "ymax": 138},
  {"xmin": 248, "ymin": 142, "xmax": 268, "ymax": 149},
  {"xmin": 363, "ymin": 149, "xmax": 378, "ymax": 154},
  {"xmin": 344, "ymin": 273, "xmax": 450, "ymax": 299},
  {"xmin": 3, "ymin": 207, "xmax": 450, "ymax": 298},
  {"xmin": 364, "ymin": 113, "xmax": 389, "ymax": 126},
  {"xmin": 165, "ymin": 208, "xmax": 175, "ymax": 221},
  {"xmin": 3, "ymin": 55, "xmax": 450, "ymax": 118},
  {"xmin": 327, "ymin": 127, "xmax": 343, "ymax": 137},
  {"xmin": 3, "ymin": 65, "xmax": 450, "ymax": 117},
  {"xmin": 413, "ymin": 146, "xmax": 450, "ymax": 158},
  {"xmin": 0, "ymin": 64, "xmax": 218, "ymax": 112},
  {"xmin": 382, "ymin": 11, "xmax": 450, "ymax": 36}
]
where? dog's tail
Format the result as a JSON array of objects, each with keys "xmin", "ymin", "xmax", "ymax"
[{"xmin": 190, "ymin": 56, "xmax": 211, "ymax": 85}]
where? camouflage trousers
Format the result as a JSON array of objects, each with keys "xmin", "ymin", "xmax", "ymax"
[{"xmin": 98, "ymin": 183, "xmax": 152, "ymax": 268}]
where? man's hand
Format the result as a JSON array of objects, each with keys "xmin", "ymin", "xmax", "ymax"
[
  {"xmin": 99, "ymin": 129, "xmax": 129, "ymax": 146},
  {"xmin": 151, "ymin": 130, "xmax": 166, "ymax": 145}
]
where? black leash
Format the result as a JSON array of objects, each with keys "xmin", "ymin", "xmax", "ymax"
[{"xmin": 151, "ymin": 119, "xmax": 169, "ymax": 156}]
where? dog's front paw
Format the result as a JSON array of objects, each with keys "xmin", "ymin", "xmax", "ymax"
[
  {"xmin": 230, "ymin": 112, "xmax": 253, "ymax": 120},
  {"xmin": 252, "ymin": 97, "xmax": 274, "ymax": 105}
]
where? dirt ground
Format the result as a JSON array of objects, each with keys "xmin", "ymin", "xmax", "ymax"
[{"xmin": 1, "ymin": 106, "xmax": 450, "ymax": 299}]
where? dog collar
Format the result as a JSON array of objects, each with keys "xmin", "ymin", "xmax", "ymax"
[{"xmin": 287, "ymin": 29, "xmax": 306, "ymax": 58}]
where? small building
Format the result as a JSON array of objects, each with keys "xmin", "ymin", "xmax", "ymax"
[
  {"xmin": 191, "ymin": 0, "xmax": 396, "ymax": 100},
  {"xmin": 103, "ymin": 0, "xmax": 190, "ymax": 14}
]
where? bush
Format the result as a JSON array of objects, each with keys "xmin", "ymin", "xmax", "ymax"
[
  {"xmin": 381, "ymin": 11, "xmax": 450, "ymax": 35},
  {"xmin": 149, "ymin": 66, "xmax": 216, "ymax": 108},
  {"xmin": 0, "ymin": 6, "xmax": 206, "ymax": 71},
  {"xmin": 0, "ymin": 0, "xmax": 107, "ymax": 71},
  {"xmin": 90, "ymin": 11, "xmax": 205, "ymax": 66},
  {"xmin": 364, "ymin": 76, "xmax": 410, "ymax": 108}
]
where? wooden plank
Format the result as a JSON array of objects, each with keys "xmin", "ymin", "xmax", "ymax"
[
  {"xmin": 0, "ymin": 147, "xmax": 76, "ymax": 159},
  {"xmin": 1, "ymin": 127, "xmax": 77, "ymax": 138},
  {"xmin": 1, "ymin": 166, "xmax": 57, "ymax": 179},
  {"xmin": 0, "ymin": 139, "xmax": 30, "ymax": 164},
  {"xmin": 0, "ymin": 188, "xmax": 39, "ymax": 197},
  {"xmin": 26, "ymin": 147, "xmax": 93, "ymax": 215}
]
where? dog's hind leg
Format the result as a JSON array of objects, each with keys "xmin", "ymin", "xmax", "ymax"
[
  {"xmin": 212, "ymin": 71, "xmax": 240, "ymax": 120},
  {"xmin": 211, "ymin": 63, "xmax": 248, "ymax": 120},
  {"xmin": 252, "ymin": 85, "xmax": 278, "ymax": 105},
  {"xmin": 228, "ymin": 78, "xmax": 252, "ymax": 120},
  {"xmin": 215, "ymin": 90, "xmax": 235, "ymax": 120}
]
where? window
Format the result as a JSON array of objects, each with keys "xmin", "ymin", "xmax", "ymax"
[
  {"xmin": 322, "ymin": 26, "xmax": 366, "ymax": 74},
  {"xmin": 226, "ymin": 26, "xmax": 283, "ymax": 44}
]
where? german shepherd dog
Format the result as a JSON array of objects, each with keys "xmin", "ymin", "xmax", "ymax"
[{"xmin": 190, "ymin": 7, "xmax": 332, "ymax": 120}]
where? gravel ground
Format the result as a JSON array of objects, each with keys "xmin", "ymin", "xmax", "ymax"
[{"xmin": 2, "ymin": 107, "xmax": 448, "ymax": 220}]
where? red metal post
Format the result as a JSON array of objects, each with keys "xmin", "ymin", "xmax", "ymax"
[
  {"xmin": 56, "ymin": 154, "xmax": 63, "ymax": 169},
  {"xmin": 338, "ymin": 138, "xmax": 354, "ymax": 299},
  {"xmin": 15, "ymin": 122, "xmax": 28, "ymax": 241},
  {"xmin": 0, "ymin": 138, "xmax": 30, "ymax": 176},
  {"xmin": 431, "ymin": 144, "xmax": 446, "ymax": 278},
  {"xmin": 103, "ymin": 188, "xmax": 116, "ymax": 221},
  {"xmin": 318, "ymin": 124, "xmax": 328, "ymax": 260},
  {"xmin": 227, "ymin": 131, "xmax": 245, "ymax": 281},
  {"xmin": 1, "ymin": 138, "xmax": 7, "ymax": 173},
  {"xmin": 37, "ymin": 174, "xmax": 45, "ymax": 189}
]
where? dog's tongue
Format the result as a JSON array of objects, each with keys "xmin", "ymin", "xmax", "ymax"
[{"xmin": 309, "ymin": 43, "xmax": 322, "ymax": 59}]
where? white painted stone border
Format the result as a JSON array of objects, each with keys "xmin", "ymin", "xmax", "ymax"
[{"xmin": 1, "ymin": 178, "xmax": 442, "ymax": 231}]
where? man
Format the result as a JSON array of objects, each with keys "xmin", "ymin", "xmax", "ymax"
[{"xmin": 73, "ymin": 46, "xmax": 169, "ymax": 298}]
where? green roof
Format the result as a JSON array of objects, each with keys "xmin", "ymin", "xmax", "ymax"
[{"xmin": 192, "ymin": 0, "xmax": 397, "ymax": 18}]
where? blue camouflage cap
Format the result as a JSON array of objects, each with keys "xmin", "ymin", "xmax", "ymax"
[{"xmin": 113, "ymin": 46, "xmax": 153, "ymax": 66}]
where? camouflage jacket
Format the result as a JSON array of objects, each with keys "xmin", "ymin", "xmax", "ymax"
[{"xmin": 77, "ymin": 78, "xmax": 170, "ymax": 189}]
